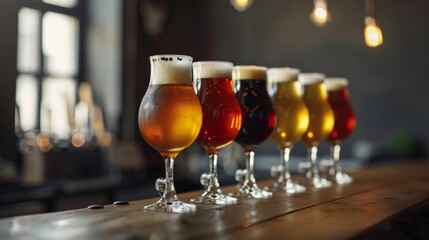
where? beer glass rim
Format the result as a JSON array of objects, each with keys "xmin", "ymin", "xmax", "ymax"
[
  {"xmin": 193, "ymin": 61, "xmax": 233, "ymax": 67},
  {"xmin": 233, "ymin": 65, "xmax": 267, "ymax": 71},
  {"xmin": 149, "ymin": 54, "xmax": 193, "ymax": 85},
  {"xmin": 267, "ymin": 67, "xmax": 300, "ymax": 82},
  {"xmin": 325, "ymin": 77, "xmax": 348, "ymax": 91},
  {"xmin": 298, "ymin": 72, "xmax": 325, "ymax": 85},
  {"xmin": 150, "ymin": 54, "xmax": 192, "ymax": 63},
  {"xmin": 193, "ymin": 61, "xmax": 233, "ymax": 80},
  {"xmin": 233, "ymin": 65, "xmax": 267, "ymax": 80}
]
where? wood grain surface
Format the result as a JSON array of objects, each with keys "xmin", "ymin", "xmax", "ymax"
[{"xmin": 0, "ymin": 160, "xmax": 428, "ymax": 240}]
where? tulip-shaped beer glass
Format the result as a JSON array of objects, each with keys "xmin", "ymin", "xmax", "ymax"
[
  {"xmin": 326, "ymin": 78, "xmax": 356, "ymax": 184},
  {"xmin": 300, "ymin": 73, "xmax": 334, "ymax": 188},
  {"xmin": 138, "ymin": 55, "xmax": 203, "ymax": 212},
  {"xmin": 268, "ymin": 68, "xmax": 309, "ymax": 193},
  {"xmin": 191, "ymin": 61, "xmax": 242, "ymax": 204},
  {"xmin": 233, "ymin": 66, "xmax": 276, "ymax": 198}
]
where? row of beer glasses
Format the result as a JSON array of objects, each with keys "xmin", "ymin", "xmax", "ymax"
[{"xmin": 138, "ymin": 55, "xmax": 356, "ymax": 212}]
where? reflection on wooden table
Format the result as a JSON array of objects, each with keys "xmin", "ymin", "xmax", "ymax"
[{"xmin": 0, "ymin": 160, "xmax": 428, "ymax": 239}]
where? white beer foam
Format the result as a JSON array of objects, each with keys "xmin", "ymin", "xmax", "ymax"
[
  {"xmin": 193, "ymin": 61, "xmax": 233, "ymax": 79},
  {"xmin": 325, "ymin": 78, "xmax": 348, "ymax": 91},
  {"xmin": 298, "ymin": 73, "xmax": 325, "ymax": 85},
  {"xmin": 150, "ymin": 55, "xmax": 193, "ymax": 85},
  {"xmin": 267, "ymin": 68, "xmax": 300, "ymax": 82},
  {"xmin": 233, "ymin": 65, "xmax": 267, "ymax": 81}
]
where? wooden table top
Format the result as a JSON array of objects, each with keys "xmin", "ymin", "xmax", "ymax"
[{"xmin": 1, "ymin": 160, "xmax": 428, "ymax": 240}]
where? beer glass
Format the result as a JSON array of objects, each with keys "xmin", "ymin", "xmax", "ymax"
[
  {"xmin": 233, "ymin": 66, "xmax": 276, "ymax": 198},
  {"xmin": 326, "ymin": 78, "xmax": 356, "ymax": 184},
  {"xmin": 138, "ymin": 55, "xmax": 203, "ymax": 212},
  {"xmin": 191, "ymin": 61, "xmax": 242, "ymax": 204},
  {"xmin": 268, "ymin": 68, "xmax": 309, "ymax": 193},
  {"xmin": 300, "ymin": 73, "xmax": 334, "ymax": 188}
]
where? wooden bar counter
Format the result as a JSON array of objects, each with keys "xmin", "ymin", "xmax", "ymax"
[{"xmin": 1, "ymin": 160, "xmax": 428, "ymax": 239}]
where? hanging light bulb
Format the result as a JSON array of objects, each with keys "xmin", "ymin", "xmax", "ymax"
[
  {"xmin": 309, "ymin": 0, "xmax": 331, "ymax": 27},
  {"xmin": 231, "ymin": 0, "xmax": 254, "ymax": 12},
  {"xmin": 364, "ymin": 17, "xmax": 383, "ymax": 47},
  {"xmin": 364, "ymin": 0, "xmax": 383, "ymax": 47}
]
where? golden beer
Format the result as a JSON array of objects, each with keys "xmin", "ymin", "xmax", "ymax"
[
  {"xmin": 139, "ymin": 84, "xmax": 202, "ymax": 158},
  {"xmin": 301, "ymin": 80, "xmax": 335, "ymax": 147},
  {"xmin": 270, "ymin": 79, "xmax": 309, "ymax": 149},
  {"xmin": 268, "ymin": 67, "xmax": 308, "ymax": 193},
  {"xmin": 299, "ymin": 73, "xmax": 334, "ymax": 188}
]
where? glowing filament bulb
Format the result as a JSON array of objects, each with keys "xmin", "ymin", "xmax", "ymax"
[
  {"xmin": 310, "ymin": 0, "xmax": 331, "ymax": 27},
  {"xmin": 231, "ymin": 0, "xmax": 254, "ymax": 12},
  {"xmin": 364, "ymin": 17, "xmax": 383, "ymax": 47}
]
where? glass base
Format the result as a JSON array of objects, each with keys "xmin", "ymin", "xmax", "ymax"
[
  {"xmin": 307, "ymin": 175, "xmax": 332, "ymax": 188},
  {"xmin": 144, "ymin": 198, "xmax": 196, "ymax": 213},
  {"xmin": 191, "ymin": 191, "xmax": 237, "ymax": 205},
  {"xmin": 231, "ymin": 185, "xmax": 272, "ymax": 199},
  {"xmin": 335, "ymin": 172, "xmax": 353, "ymax": 185},
  {"xmin": 270, "ymin": 181, "xmax": 306, "ymax": 194}
]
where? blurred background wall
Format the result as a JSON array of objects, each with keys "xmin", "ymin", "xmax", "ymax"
[{"xmin": 128, "ymin": 0, "xmax": 429, "ymax": 162}]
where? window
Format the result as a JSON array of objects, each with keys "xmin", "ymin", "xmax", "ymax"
[
  {"xmin": 15, "ymin": 0, "xmax": 84, "ymax": 139},
  {"xmin": 43, "ymin": 0, "xmax": 78, "ymax": 8}
]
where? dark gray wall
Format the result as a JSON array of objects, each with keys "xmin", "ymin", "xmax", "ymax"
[
  {"xmin": 0, "ymin": 1, "xmax": 19, "ymax": 160},
  {"xmin": 199, "ymin": 0, "xmax": 429, "ymax": 158}
]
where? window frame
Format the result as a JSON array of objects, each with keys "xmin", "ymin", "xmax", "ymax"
[{"xmin": 17, "ymin": 0, "xmax": 86, "ymax": 130}]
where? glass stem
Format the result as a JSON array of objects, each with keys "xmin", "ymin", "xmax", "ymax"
[
  {"xmin": 331, "ymin": 144, "xmax": 342, "ymax": 175},
  {"xmin": 280, "ymin": 147, "xmax": 292, "ymax": 187},
  {"xmin": 245, "ymin": 150, "xmax": 256, "ymax": 185},
  {"xmin": 163, "ymin": 156, "xmax": 178, "ymax": 202},
  {"xmin": 207, "ymin": 153, "xmax": 220, "ymax": 192},
  {"xmin": 308, "ymin": 146, "xmax": 319, "ymax": 178}
]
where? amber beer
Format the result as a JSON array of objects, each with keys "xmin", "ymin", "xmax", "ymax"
[
  {"xmin": 139, "ymin": 84, "xmax": 202, "ymax": 158},
  {"xmin": 269, "ymin": 68, "xmax": 309, "ymax": 148},
  {"xmin": 301, "ymin": 75, "xmax": 335, "ymax": 146},
  {"xmin": 139, "ymin": 55, "xmax": 202, "ymax": 158},
  {"xmin": 138, "ymin": 54, "xmax": 202, "ymax": 213}
]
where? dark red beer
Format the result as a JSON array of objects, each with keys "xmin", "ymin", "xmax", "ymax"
[
  {"xmin": 327, "ymin": 82, "xmax": 356, "ymax": 144},
  {"xmin": 196, "ymin": 78, "xmax": 242, "ymax": 154}
]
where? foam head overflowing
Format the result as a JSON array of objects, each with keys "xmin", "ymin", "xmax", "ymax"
[
  {"xmin": 150, "ymin": 55, "xmax": 193, "ymax": 85},
  {"xmin": 298, "ymin": 73, "xmax": 325, "ymax": 85},
  {"xmin": 325, "ymin": 78, "xmax": 348, "ymax": 91},
  {"xmin": 193, "ymin": 61, "xmax": 233, "ymax": 79},
  {"xmin": 267, "ymin": 68, "xmax": 300, "ymax": 82},
  {"xmin": 232, "ymin": 65, "xmax": 267, "ymax": 81}
]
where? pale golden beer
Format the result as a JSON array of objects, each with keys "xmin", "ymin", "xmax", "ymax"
[
  {"xmin": 269, "ymin": 69, "xmax": 309, "ymax": 149},
  {"xmin": 139, "ymin": 84, "xmax": 202, "ymax": 158},
  {"xmin": 268, "ymin": 67, "xmax": 309, "ymax": 193},
  {"xmin": 300, "ymin": 75, "xmax": 335, "ymax": 147}
]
